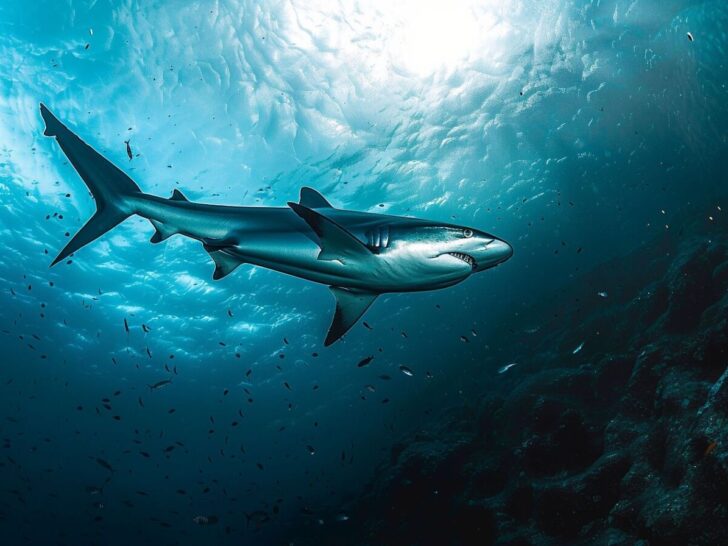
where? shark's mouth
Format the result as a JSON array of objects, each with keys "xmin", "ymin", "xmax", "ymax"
[{"xmin": 447, "ymin": 252, "xmax": 477, "ymax": 270}]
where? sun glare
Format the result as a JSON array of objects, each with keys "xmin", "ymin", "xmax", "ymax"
[{"xmin": 390, "ymin": 0, "xmax": 485, "ymax": 76}]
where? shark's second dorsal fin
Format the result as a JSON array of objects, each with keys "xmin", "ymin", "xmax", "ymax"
[
  {"xmin": 326, "ymin": 287, "xmax": 378, "ymax": 346},
  {"xmin": 203, "ymin": 244, "xmax": 243, "ymax": 280},
  {"xmin": 299, "ymin": 187, "xmax": 332, "ymax": 208},
  {"xmin": 288, "ymin": 202, "xmax": 372, "ymax": 263},
  {"xmin": 170, "ymin": 189, "xmax": 189, "ymax": 201}
]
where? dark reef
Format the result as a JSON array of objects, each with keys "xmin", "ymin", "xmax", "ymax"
[{"xmin": 297, "ymin": 208, "xmax": 728, "ymax": 545}]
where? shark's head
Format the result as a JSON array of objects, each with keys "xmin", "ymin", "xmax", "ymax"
[
  {"xmin": 417, "ymin": 224, "xmax": 513, "ymax": 273},
  {"xmin": 379, "ymin": 221, "xmax": 513, "ymax": 289}
]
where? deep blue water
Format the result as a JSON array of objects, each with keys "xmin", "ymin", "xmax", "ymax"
[{"xmin": 1, "ymin": 1, "xmax": 726, "ymax": 544}]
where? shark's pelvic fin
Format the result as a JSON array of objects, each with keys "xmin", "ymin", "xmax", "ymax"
[
  {"xmin": 299, "ymin": 187, "xmax": 333, "ymax": 209},
  {"xmin": 288, "ymin": 201, "xmax": 372, "ymax": 263},
  {"xmin": 40, "ymin": 103, "xmax": 142, "ymax": 266},
  {"xmin": 170, "ymin": 189, "xmax": 189, "ymax": 202},
  {"xmin": 149, "ymin": 220, "xmax": 176, "ymax": 244},
  {"xmin": 326, "ymin": 287, "xmax": 378, "ymax": 346},
  {"xmin": 204, "ymin": 244, "xmax": 243, "ymax": 280}
]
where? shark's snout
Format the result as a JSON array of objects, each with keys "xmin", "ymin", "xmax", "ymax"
[
  {"xmin": 473, "ymin": 238, "xmax": 512, "ymax": 271},
  {"xmin": 489, "ymin": 239, "xmax": 513, "ymax": 261}
]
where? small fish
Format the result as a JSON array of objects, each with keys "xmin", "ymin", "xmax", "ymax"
[
  {"xmin": 95, "ymin": 458, "xmax": 113, "ymax": 472},
  {"xmin": 498, "ymin": 362, "xmax": 518, "ymax": 374},
  {"xmin": 142, "ymin": 324, "xmax": 151, "ymax": 333},
  {"xmin": 306, "ymin": 445, "xmax": 316, "ymax": 455},
  {"xmin": 193, "ymin": 515, "xmax": 218, "ymax": 525},
  {"xmin": 357, "ymin": 356, "xmax": 374, "ymax": 368},
  {"xmin": 227, "ymin": 309, "xmax": 233, "ymax": 317},
  {"xmin": 705, "ymin": 441, "xmax": 717, "ymax": 456},
  {"xmin": 399, "ymin": 365, "xmax": 414, "ymax": 377},
  {"xmin": 572, "ymin": 341, "xmax": 585, "ymax": 354},
  {"xmin": 245, "ymin": 510, "xmax": 271, "ymax": 528},
  {"xmin": 124, "ymin": 140, "xmax": 132, "ymax": 160},
  {"xmin": 148, "ymin": 379, "xmax": 172, "ymax": 390},
  {"xmin": 123, "ymin": 318, "xmax": 129, "ymax": 333},
  {"xmin": 597, "ymin": 291, "xmax": 608, "ymax": 298},
  {"xmin": 687, "ymin": 31, "xmax": 694, "ymax": 42}
]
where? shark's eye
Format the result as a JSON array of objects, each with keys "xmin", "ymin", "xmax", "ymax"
[{"xmin": 463, "ymin": 228, "xmax": 473, "ymax": 238}]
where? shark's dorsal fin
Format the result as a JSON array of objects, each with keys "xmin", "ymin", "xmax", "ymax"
[
  {"xmin": 149, "ymin": 220, "xmax": 176, "ymax": 244},
  {"xmin": 203, "ymin": 244, "xmax": 243, "ymax": 280},
  {"xmin": 170, "ymin": 189, "xmax": 189, "ymax": 202},
  {"xmin": 326, "ymin": 287, "xmax": 378, "ymax": 346},
  {"xmin": 299, "ymin": 187, "xmax": 333, "ymax": 209},
  {"xmin": 288, "ymin": 202, "xmax": 372, "ymax": 263}
]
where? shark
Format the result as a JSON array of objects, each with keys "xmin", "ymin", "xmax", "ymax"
[{"xmin": 40, "ymin": 103, "xmax": 513, "ymax": 346}]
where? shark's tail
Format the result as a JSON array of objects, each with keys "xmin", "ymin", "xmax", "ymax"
[{"xmin": 40, "ymin": 103, "xmax": 142, "ymax": 266}]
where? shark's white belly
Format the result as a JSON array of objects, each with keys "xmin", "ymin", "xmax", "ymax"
[{"xmin": 233, "ymin": 233, "xmax": 465, "ymax": 293}]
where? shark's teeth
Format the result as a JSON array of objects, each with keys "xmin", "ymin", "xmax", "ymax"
[{"xmin": 447, "ymin": 252, "xmax": 476, "ymax": 269}]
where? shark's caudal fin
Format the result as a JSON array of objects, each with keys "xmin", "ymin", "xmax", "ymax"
[{"xmin": 40, "ymin": 103, "xmax": 142, "ymax": 266}]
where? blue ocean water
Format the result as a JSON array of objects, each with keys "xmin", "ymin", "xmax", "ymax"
[{"xmin": 1, "ymin": 1, "xmax": 726, "ymax": 544}]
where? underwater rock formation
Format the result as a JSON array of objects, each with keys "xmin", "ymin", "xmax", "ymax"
[{"xmin": 299, "ymin": 210, "xmax": 728, "ymax": 545}]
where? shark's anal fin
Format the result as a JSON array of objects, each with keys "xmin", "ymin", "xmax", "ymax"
[
  {"xmin": 203, "ymin": 244, "xmax": 243, "ymax": 280},
  {"xmin": 149, "ymin": 220, "xmax": 176, "ymax": 244},
  {"xmin": 326, "ymin": 287, "xmax": 378, "ymax": 346},
  {"xmin": 288, "ymin": 202, "xmax": 372, "ymax": 263},
  {"xmin": 299, "ymin": 187, "xmax": 333, "ymax": 208}
]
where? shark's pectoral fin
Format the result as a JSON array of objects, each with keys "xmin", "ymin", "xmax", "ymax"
[
  {"xmin": 325, "ymin": 287, "xmax": 378, "ymax": 346},
  {"xmin": 299, "ymin": 187, "xmax": 333, "ymax": 208},
  {"xmin": 203, "ymin": 244, "xmax": 243, "ymax": 280},
  {"xmin": 288, "ymin": 202, "xmax": 372, "ymax": 263},
  {"xmin": 149, "ymin": 220, "xmax": 177, "ymax": 244}
]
